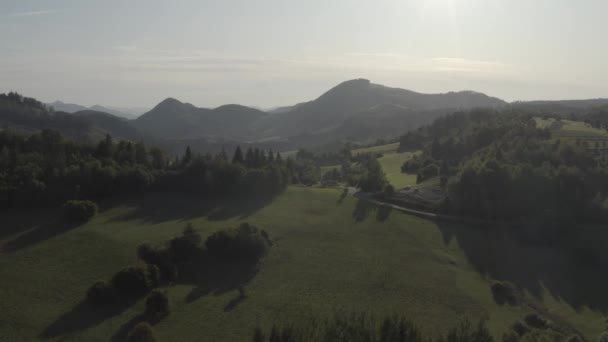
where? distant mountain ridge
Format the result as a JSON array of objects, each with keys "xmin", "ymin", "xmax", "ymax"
[
  {"xmin": 135, "ymin": 78, "xmax": 507, "ymax": 143},
  {"xmin": 48, "ymin": 101, "xmax": 145, "ymax": 119}
]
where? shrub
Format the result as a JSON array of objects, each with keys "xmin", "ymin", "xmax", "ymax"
[
  {"xmin": 127, "ymin": 322, "xmax": 159, "ymax": 342},
  {"xmin": 490, "ymin": 281, "xmax": 519, "ymax": 305},
  {"xmin": 112, "ymin": 266, "xmax": 151, "ymax": 296},
  {"xmin": 86, "ymin": 280, "xmax": 116, "ymax": 306},
  {"xmin": 205, "ymin": 223, "xmax": 271, "ymax": 260},
  {"xmin": 63, "ymin": 200, "xmax": 98, "ymax": 223},
  {"xmin": 524, "ymin": 313, "xmax": 548, "ymax": 329},
  {"xmin": 145, "ymin": 290, "xmax": 170, "ymax": 321}
]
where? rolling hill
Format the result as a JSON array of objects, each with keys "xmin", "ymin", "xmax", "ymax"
[
  {"xmin": 134, "ymin": 79, "xmax": 507, "ymax": 147},
  {"xmin": 133, "ymin": 98, "xmax": 269, "ymax": 140}
]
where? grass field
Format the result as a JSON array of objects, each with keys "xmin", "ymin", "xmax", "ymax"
[
  {"xmin": 1, "ymin": 187, "xmax": 606, "ymax": 341},
  {"xmin": 535, "ymin": 118, "xmax": 608, "ymax": 139},
  {"xmin": 354, "ymin": 143, "xmax": 419, "ymax": 189}
]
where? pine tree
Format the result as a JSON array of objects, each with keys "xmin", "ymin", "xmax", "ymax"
[
  {"xmin": 268, "ymin": 149, "xmax": 275, "ymax": 163},
  {"xmin": 232, "ymin": 146, "xmax": 244, "ymax": 164},
  {"xmin": 245, "ymin": 148, "xmax": 254, "ymax": 167},
  {"xmin": 183, "ymin": 146, "xmax": 192, "ymax": 166}
]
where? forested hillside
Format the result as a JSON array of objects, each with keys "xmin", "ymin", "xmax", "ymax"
[{"xmin": 399, "ymin": 109, "xmax": 608, "ymax": 225}]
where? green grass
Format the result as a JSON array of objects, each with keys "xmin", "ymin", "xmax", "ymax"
[
  {"xmin": 0, "ymin": 187, "xmax": 606, "ymax": 341},
  {"xmin": 353, "ymin": 142, "xmax": 401, "ymax": 155},
  {"xmin": 535, "ymin": 117, "xmax": 608, "ymax": 139},
  {"xmin": 354, "ymin": 142, "xmax": 419, "ymax": 189}
]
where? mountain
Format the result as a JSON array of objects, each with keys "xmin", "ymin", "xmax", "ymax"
[
  {"xmin": 72, "ymin": 110, "xmax": 141, "ymax": 141},
  {"xmin": 48, "ymin": 101, "xmax": 143, "ymax": 119},
  {"xmin": 133, "ymin": 99, "xmax": 268, "ymax": 140},
  {"xmin": 136, "ymin": 79, "xmax": 506, "ymax": 143},
  {"xmin": 255, "ymin": 78, "xmax": 506, "ymax": 138},
  {"xmin": 2, "ymin": 95, "xmax": 141, "ymax": 142},
  {"xmin": 48, "ymin": 101, "xmax": 88, "ymax": 113}
]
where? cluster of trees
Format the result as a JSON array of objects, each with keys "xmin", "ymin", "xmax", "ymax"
[
  {"xmin": 252, "ymin": 314, "xmax": 493, "ymax": 342},
  {"xmin": 87, "ymin": 223, "xmax": 272, "ymax": 323},
  {"xmin": 294, "ymin": 146, "xmax": 389, "ymax": 191},
  {"xmin": 0, "ymin": 128, "xmax": 322, "ymax": 208},
  {"xmin": 398, "ymin": 109, "xmax": 608, "ymax": 224},
  {"xmin": 63, "ymin": 200, "xmax": 98, "ymax": 223}
]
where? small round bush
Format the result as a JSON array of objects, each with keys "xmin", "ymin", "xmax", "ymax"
[
  {"xmin": 145, "ymin": 290, "xmax": 170, "ymax": 321},
  {"xmin": 86, "ymin": 280, "xmax": 116, "ymax": 306},
  {"xmin": 111, "ymin": 266, "xmax": 150, "ymax": 296},
  {"xmin": 63, "ymin": 200, "xmax": 98, "ymax": 223},
  {"xmin": 127, "ymin": 322, "xmax": 159, "ymax": 342}
]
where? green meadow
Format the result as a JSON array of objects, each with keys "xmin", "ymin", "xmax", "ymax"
[{"xmin": 0, "ymin": 187, "xmax": 605, "ymax": 341}]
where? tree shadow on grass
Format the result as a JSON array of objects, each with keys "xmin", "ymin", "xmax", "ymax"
[
  {"xmin": 180, "ymin": 253, "xmax": 259, "ymax": 303},
  {"xmin": 436, "ymin": 220, "xmax": 608, "ymax": 314},
  {"xmin": 352, "ymin": 200, "xmax": 392, "ymax": 223},
  {"xmin": 224, "ymin": 291, "xmax": 247, "ymax": 312},
  {"xmin": 41, "ymin": 298, "xmax": 138, "ymax": 339},
  {"xmin": 3, "ymin": 217, "xmax": 80, "ymax": 253},
  {"xmin": 111, "ymin": 313, "xmax": 145, "ymax": 342},
  {"xmin": 106, "ymin": 192, "xmax": 276, "ymax": 225}
]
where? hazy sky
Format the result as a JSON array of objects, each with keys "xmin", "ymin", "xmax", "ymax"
[{"xmin": 1, "ymin": 0, "xmax": 607, "ymax": 108}]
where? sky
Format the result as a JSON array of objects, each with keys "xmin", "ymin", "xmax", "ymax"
[{"xmin": 1, "ymin": 0, "xmax": 607, "ymax": 109}]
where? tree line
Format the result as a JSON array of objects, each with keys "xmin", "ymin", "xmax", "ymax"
[
  {"xmin": 398, "ymin": 109, "xmax": 608, "ymax": 225},
  {"xmin": 0, "ymin": 128, "xmax": 317, "ymax": 208}
]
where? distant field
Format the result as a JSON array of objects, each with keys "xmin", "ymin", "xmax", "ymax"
[
  {"xmin": 355, "ymin": 143, "xmax": 419, "ymax": 189},
  {"xmin": 535, "ymin": 118, "xmax": 608, "ymax": 139},
  {"xmin": 1, "ymin": 187, "xmax": 605, "ymax": 341}
]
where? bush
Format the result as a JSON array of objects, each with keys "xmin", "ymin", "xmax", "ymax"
[
  {"xmin": 63, "ymin": 200, "xmax": 98, "ymax": 223},
  {"xmin": 86, "ymin": 280, "xmax": 116, "ymax": 306},
  {"xmin": 112, "ymin": 266, "xmax": 151, "ymax": 296},
  {"xmin": 205, "ymin": 223, "xmax": 271, "ymax": 260},
  {"xmin": 490, "ymin": 281, "xmax": 519, "ymax": 305},
  {"xmin": 145, "ymin": 290, "xmax": 170, "ymax": 321},
  {"xmin": 524, "ymin": 313, "xmax": 548, "ymax": 329},
  {"xmin": 127, "ymin": 322, "xmax": 159, "ymax": 342}
]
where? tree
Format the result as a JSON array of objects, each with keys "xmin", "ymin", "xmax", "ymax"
[
  {"xmin": 112, "ymin": 266, "xmax": 151, "ymax": 296},
  {"xmin": 232, "ymin": 146, "xmax": 244, "ymax": 164},
  {"xmin": 63, "ymin": 200, "xmax": 98, "ymax": 223},
  {"xmin": 182, "ymin": 146, "xmax": 192, "ymax": 166},
  {"xmin": 145, "ymin": 290, "xmax": 170, "ymax": 321}
]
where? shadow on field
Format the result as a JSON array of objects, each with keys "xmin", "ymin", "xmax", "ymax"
[
  {"xmin": 111, "ymin": 314, "xmax": 145, "ymax": 342},
  {"xmin": 436, "ymin": 221, "xmax": 608, "ymax": 313},
  {"xmin": 41, "ymin": 298, "xmax": 137, "ymax": 339},
  {"xmin": 107, "ymin": 192, "xmax": 276, "ymax": 224},
  {"xmin": 2, "ymin": 216, "xmax": 79, "ymax": 253},
  {"xmin": 180, "ymin": 255, "xmax": 259, "ymax": 303},
  {"xmin": 352, "ymin": 200, "xmax": 392, "ymax": 223}
]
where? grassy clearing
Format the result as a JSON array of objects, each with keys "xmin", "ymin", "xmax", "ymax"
[
  {"xmin": 353, "ymin": 142, "xmax": 401, "ymax": 155},
  {"xmin": 355, "ymin": 142, "xmax": 419, "ymax": 189},
  {"xmin": 0, "ymin": 187, "xmax": 605, "ymax": 341},
  {"xmin": 535, "ymin": 117, "xmax": 608, "ymax": 138}
]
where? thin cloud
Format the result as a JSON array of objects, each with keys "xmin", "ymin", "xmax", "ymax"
[
  {"xmin": 7, "ymin": 9, "xmax": 63, "ymax": 17},
  {"xmin": 431, "ymin": 57, "xmax": 512, "ymax": 74}
]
